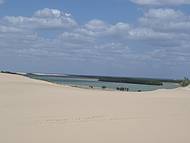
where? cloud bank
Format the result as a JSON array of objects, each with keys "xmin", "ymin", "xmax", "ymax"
[{"xmin": 0, "ymin": 8, "xmax": 190, "ymax": 77}]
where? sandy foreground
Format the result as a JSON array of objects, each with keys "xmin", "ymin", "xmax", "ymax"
[{"xmin": 0, "ymin": 73, "xmax": 190, "ymax": 143}]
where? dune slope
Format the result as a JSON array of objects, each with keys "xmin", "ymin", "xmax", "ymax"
[{"xmin": 0, "ymin": 73, "xmax": 190, "ymax": 143}]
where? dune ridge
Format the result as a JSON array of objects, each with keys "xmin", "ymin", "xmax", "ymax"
[{"xmin": 0, "ymin": 73, "xmax": 190, "ymax": 143}]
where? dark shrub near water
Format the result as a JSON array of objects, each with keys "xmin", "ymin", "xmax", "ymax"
[
  {"xmin": 180, "ymin": 77, "xmax": 190, "ymax": 87},
  {"xmin": 116, "ymin": 87, "xmax": 129, "ymax": 91},
  {"xmin": 102, "ymin": 86, "xmax": 107, "ymax": 89}
]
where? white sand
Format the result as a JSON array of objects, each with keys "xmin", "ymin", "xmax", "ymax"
[{"xmin": 0, "ymin": 73, "xmax": 190, "ymax": 143}]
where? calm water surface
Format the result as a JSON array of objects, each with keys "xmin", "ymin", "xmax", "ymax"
[{"xmin": 27, "ymin": 75, "xmax": 179, "ymax": 92}]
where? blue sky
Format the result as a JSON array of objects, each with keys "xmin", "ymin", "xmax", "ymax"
[
  {"xmin": 0, "ymin": 0, "xmax": 141, "ymax": 23},
  {"xmin": 0, "ymin": 0, "xmax": 190, "ymax": 78}
]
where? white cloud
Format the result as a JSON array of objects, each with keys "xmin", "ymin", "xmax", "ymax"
[
  {"xmin": 0, "ymin": 25, "xmax": 23, "ymax": 32},
  {"xmin": 34, "ymin": 8, "xmax": 72, "ymax": 18},
  {"xmin": 83, "ymin": 21, "xmax": 130, "ymax": 41},
  {"xmin": 85, "ymin": 19, "xmax": 109, "ymax": 31},
  {"xmin": 128, "ymin": 28, "xmax": 173, "ymax": 40},
  {"xmin": 143, "ymin": 8, "xmax": 183, "ymax": 19},
  {"xmin": 59, "ymin": 31, "xmax": 95, "ymax": 47},
  {"xmin": 139, "ymin": 9, "xmax": 190, "ymax": 32},
  {"xmin": 131, "ymin": 0, "xmax": 190, "ymax": 5},
  {"xmin": 2, "ymin": 8, "xmax": 77, "ymax": 29}
]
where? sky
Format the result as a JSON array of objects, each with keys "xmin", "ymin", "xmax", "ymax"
[{"xmin": 0, "ymin": 0, "xmax": 190, "ymax": 78}]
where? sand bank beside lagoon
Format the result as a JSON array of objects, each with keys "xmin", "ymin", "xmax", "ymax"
[{"xmin": 0, "ymin": 73, "xmax": 190, "ymax": 143}]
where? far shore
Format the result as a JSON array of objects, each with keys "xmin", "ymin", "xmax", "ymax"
[
  {"xmin": 25, "ymin": 75, "xmax": 182, "ymax": 93},
  {"xmin": 13, "ymin": 72, "xmax": 181, "ymax": 92}
]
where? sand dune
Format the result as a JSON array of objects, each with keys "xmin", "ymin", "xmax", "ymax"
[{"xmin": 0, "ymin": 73, "xmax": 190, "ymax": 143}]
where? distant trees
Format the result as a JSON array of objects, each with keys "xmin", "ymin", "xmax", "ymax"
[
  {"xmin": 0, "ymin": 71, "xmax": 17, "ymax": 75},
  {"xmin": 99, "ymin": 77, "xmax": 163, "ymax": 86},
  {"xmin": 180, "ymin": 77, "xmax": 190, "ymax": 87}
]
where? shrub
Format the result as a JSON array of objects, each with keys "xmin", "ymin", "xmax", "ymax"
[
  {"xmin": 102, "ymin": 86, "xmax": 106, "ymax": 89},
  {"xmin": 180, "ymin": 77, "xmax": 190, "ymax": 87}
]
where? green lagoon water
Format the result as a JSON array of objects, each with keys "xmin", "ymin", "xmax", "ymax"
[{"xmin": 27, "ymin": 75, "xmax": 180, "ymax": 92}]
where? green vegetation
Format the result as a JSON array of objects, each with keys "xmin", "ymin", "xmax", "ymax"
[
  {"xmin": 180, "ymin": 77, "xmax": 190, "ymax": 87},
  {"xmin": 116, "ymin": 87, "xmax": 129, "ymax": 91},
  {"xmin": 99, "ymin": 77, "xmax": 163, "ymax": 86},
  {"xmin": 1, "ymin": 71, "xmax": 186, "ymax": 87},
  {"xmin": 1, "ymin": 71, "xmax": 17, "ymax": 74},
  {"xmin": 68, "ymin": 74, "xmax": 181, "ymax": 86},
  {"xmin": 101, "ymin": 86, "xmax": 107, "ymax": 89}
]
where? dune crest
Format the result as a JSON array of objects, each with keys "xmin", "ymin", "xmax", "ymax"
[{"xmin": 0, "ymin": 73, "xmax": 190, "ymax": 143}]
